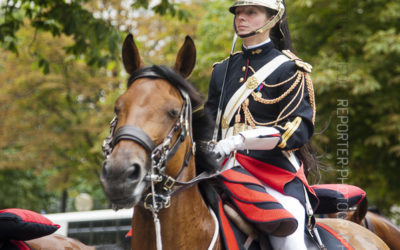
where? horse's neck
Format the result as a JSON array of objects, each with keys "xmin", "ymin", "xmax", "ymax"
[{"xmin": 132, "ymin": 160, "xmax": 219, "ymax": 250}]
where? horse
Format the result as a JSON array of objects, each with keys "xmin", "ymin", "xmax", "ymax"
[
  {"xmin": 100, "ymin": 34, "xmax": 221, "ymax": 250},
  {"xmin": 327, "ymin": 198, "xmax": 400, "ymax": 250},
  {"xmin": 100, "ymin": 34, "xmax": 389, "ymax": 250},
  {"xmin": 25, "ymin": 234, "xmax": 95, "ymax": 250}
]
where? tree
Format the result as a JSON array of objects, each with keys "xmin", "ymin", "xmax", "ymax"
[
  {"xmin": 0, "ymin": 24, "xmax": 119, "ymax": 212},
  {"xmin": 0, "ymin": 0, "xmax": 121, "ymax": 68},
  {"xmin": 1, "ymin": 0, "xmax": 399, "ymax": 218},
  {"xmin": 0, "ymin": 0, "xmax": 189, "ymax": 68},
  {"xmin": 0, "ymin": 0, "xmax": 193, "ymax": 212},
  {"xmin": 289, "ymin": 0, "xmax": 400, "ymax": 213}
]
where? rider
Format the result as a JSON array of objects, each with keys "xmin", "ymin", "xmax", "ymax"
[{"xmin": 205, "ymin": 0, "xmax": 318, "ymax": 249}]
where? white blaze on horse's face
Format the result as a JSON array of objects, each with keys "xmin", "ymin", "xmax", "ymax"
[{"xmin": 100, "ymin": 34, "xmax": 196, "ymax": 209}]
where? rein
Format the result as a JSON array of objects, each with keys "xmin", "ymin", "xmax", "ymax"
[{"xmin": 102, "ymin": 66, "xmax": 220, "ymax": 249}]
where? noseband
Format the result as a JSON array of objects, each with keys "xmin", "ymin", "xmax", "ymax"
[{"xmin": 102, "ymin": 66, "xmax": 195, "ymax": 211}]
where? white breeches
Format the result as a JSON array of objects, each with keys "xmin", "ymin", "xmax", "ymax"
[
  {"xmin": 222, "ymin": 157, "xmax": 307, "ymax": 250},
  {"xmin": 265, "ymin": 184, "xmax": 307, "ymax": 250}
]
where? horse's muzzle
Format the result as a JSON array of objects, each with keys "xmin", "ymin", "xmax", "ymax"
[{"xmin": 100, "ymin": 149, "xmax": 148, "ymax": 208}]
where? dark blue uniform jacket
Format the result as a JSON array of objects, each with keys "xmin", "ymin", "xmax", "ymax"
[{"xmin": 205, "ymin": 41, "xmax": 317, "ymax": 206}]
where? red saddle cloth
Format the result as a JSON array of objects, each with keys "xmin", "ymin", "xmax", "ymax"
[
  {"xmin": 219, "ymin": 166, "xmax": 298, "ymax": 237},
  {"xmin": 311, "ymin": 184, "xmax": 366, "ymax": 214},
  {"xmin": 235, "ymin": 153, "xmax": 309, "ymax": 194}
]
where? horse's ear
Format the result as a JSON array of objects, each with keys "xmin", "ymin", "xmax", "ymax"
[
  {"xmin": 350, "ymin": 197, "xmax": 368, "ymax": 224},
  {"xmin": 174, "ymin": 36, "xmax": 196, "ymax": 79},
  {"xmin": 122, "ymin": 34, "xmax": 144, "ymax": 74}
]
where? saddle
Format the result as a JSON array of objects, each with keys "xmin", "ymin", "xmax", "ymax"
[{"xmin": 199, "ymin": 177, "xmax": 366, "ymax": 250}]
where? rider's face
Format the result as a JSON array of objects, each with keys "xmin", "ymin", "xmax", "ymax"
[{"xmin": 234, "ymin": 6, "xmax": 268, "ymax": 36}]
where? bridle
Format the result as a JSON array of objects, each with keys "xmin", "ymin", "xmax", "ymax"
[
  {"xmin": 102, "ymin": 66, "xmax": 221, "ymax": 250},
  {"xmin": 102, "ymin": 66, "xmax": 197, "ymax": 212},
  {"xmin": 102, "ymin": 66, "xmax": 220, "ymax": 249},
  {"xmin": 102, "ymin": 65, "xmax": 222, "ymax": 207}
]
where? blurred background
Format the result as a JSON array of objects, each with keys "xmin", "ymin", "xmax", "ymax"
[{"xmin": 0, "ymin": 0, "xmax": 399, "ymax": 242}]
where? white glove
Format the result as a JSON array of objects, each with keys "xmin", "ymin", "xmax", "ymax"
[
  {"xmin": 212, "ymin": 135, "xmax": 244, "ymax": 159},
  {"xmin": 237, "ymin": 127, "xmax": 280, "ymax": 150}
]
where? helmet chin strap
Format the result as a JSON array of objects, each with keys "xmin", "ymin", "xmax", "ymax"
[{"xmin": 233, "ymin": 8, "xmax": 283, "ymax": 38}]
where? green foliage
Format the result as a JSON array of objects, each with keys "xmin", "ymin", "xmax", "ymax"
[
  {"xmin": 289, "ymin": 0, "xmax": 400, "ymax": 213},
  {"xmin": 0, "ymin": 25, "xmax": 117, "ymax": 211},
  {"xmin": 131, "ymin": 0, "xmax": 191, "ymax": 21},
  {"xmin": 193, "ymin": 0, "xmax": 237, "ymax": 94},
  {"xmin": 0, "ymin": 0, "xmax": 399, "ymax": 217},
  {"xmin": 0, "ymin": 169, "xmax": 55, "ymax": 212},
  {"xmin": 0, "ymin": 0, "xmax": 121, "ymax": 68}
]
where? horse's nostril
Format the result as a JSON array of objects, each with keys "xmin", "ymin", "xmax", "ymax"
[
  {"xmin": 127, "ymin": 163, "xmax": 141, "ymax": 181},
  {"xmin": 102, "ymin": 161, "xmax": 109, "ymax": 178}
]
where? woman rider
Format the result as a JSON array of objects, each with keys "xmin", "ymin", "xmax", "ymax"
[{"xmin": 205, "ymin": 0, "xmax": 318, "ymax": 249}]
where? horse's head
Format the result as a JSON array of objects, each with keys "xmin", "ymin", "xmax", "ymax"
[{"xmin": 100, "ymin": 34, "xmax": 197, "ymax": 209}]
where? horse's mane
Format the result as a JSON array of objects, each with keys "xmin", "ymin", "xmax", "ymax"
[{"xmin": 128, "ymin": 65, "xmax": 219, "ymax": 173}]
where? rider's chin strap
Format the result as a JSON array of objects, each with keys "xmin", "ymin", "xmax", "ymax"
[{"xmin": 233, "ymin": 9, "xmax": 283, "ymax": 38}]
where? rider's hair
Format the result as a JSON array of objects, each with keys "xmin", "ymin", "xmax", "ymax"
[
  {"xmin": 266, "ymin": 1, "xmax": 319, "ymax": 181},
  {"xmin": 265, "ymin": 0, "xmax": 293, "ymax": 51}
]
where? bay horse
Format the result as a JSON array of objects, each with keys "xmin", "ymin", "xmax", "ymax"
[
  {"xmin": 100, "ymin": 34, "xmax": 389, "ymax": 250},
  {"xmin": 25, "ymin": 234, "xmax": 95, "ymax": 250},
  {"xmin": 328, "ymin": 198, "xmax": 400, "ymax": 250},
  {"xmin": 100, "ymin": 34, "xmax": 221, "ymax": 250}
]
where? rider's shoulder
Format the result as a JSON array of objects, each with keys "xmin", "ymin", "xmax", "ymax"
[
  {"xmin": 212, "ymin": 51, "xmax": 243, "ymax": 69},
  {"xmin": 281, "ymin": 50, "xmax": 313, "ymax": 73}
]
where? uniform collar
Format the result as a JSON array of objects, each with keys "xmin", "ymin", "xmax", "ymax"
[{"xmin": 242, "ymin": 39, "xmax": 275, "ymax": 58}]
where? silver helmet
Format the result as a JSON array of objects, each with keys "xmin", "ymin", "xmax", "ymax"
[{"xmin": 229, "ymin": 0, "xmax": 285, "ymax": 38}]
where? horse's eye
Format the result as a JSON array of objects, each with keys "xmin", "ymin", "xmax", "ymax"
[
  {"xmin": 114, "ymin": 106, "xmax": 120, "ymax": 115},
  {"xmin": 168, "ymin": 109, "xmax": 180, "ymax": 118}
]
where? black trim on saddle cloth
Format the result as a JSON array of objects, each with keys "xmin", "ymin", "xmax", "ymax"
[
  {"xmin": 234, "ymin": 153, "xmax": 319, "ymax": 211},
  {"xmin": 1, "ymin": 240, "xmax": 32, "ymax": 250},
  {"xmin": 217, "ymin": 167, "xmax": 299, "ymax": 237},
  {"xmin": 313, "ymin": 222, "xmax": 355, "ymax": 250},
  {"xmin": 311, "ymin": 184, "xmax": 366, "ymax": 214},
  {"xmin": 198, "ymin": 181, "xmax": 262, "ymax": 250}
]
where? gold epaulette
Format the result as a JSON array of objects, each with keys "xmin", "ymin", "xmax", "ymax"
[
  {"xmin": 193, "ymin": 104, "xmax": 204, "ymax": 114},
  {"xmin": 212, "ymin": 51, "xmax": 243, "ymax": 68},
  {"xmin": 282, "ymin": 50, "xmax": 313, "ymax": 73}
]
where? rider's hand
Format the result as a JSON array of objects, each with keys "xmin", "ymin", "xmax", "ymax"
[{"xmin": 212, "ymin": 135, "xmax": 244, "ymax": 159}]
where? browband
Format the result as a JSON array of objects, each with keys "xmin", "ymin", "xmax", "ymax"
[{"xmin": 127, "ymin": 66, "xmax": 165, "ymax": 87}]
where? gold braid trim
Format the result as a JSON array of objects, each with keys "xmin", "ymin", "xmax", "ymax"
[
  {"xmin": 251, "ymin": 71, "xmax": 302, "ymax": 104},
  {"xmin": 235, "ymin": 67, "xmax": 316, "ymax": 151},
  {"xmin": 233, "ymin": 70, "xmax": 315, "ymax": 152},
  {"xmin": 244, "ymin": 71, "xmax": 316, "ymax": 125},
  {"xmin": 193, "ymin": 104, "xmax": 204, "ymax": 114},
  {"xmin": 242, "ymin": 73, "xmax": 305, "ymax": 126},
  {"xmin": 276, "ymin": 76, "xmax": 304, "ymax": 123},
  {"xmin": 212, "ymin": 51, "xmax": 243, "ymax": 68},
  {"xmin": 305, "ymin": 72, "xmax": 316, "ymax": 124},
  {"xmin": 278, "ymin": 117, "xmax": 302, "ymax": 149},
  {"xmin": 261, "ymin": 70, "xmax": 299, "ymax": 88},
  {"xmin": 247, "ymin": 67, "xmax": 299, "ymax": 88}
]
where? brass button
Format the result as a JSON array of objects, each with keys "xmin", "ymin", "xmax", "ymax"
[
  {"xmin": 252, "ymin": 49, "xmax": 262, "ymax": 55},
  {"xmin": 242, "ymin": 66, "xmax": 246, "ymax": 72},
  {"xmin": 239, "ymin": 77, "xmax": 244, "ymax": 83}
]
